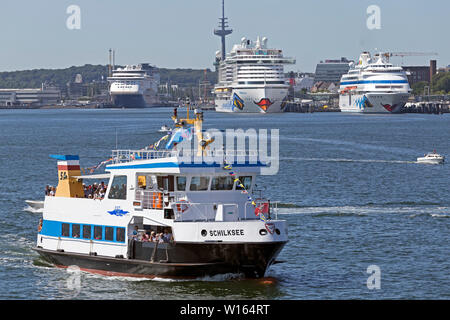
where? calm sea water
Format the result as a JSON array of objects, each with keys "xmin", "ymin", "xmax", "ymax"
[{"xmin": 0, "ymin": 108, "xmax": 449, "ymax": 299}]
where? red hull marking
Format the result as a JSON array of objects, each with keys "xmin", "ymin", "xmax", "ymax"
[
  {"xmin": 254, "ymin": 98, "xmax": 274, "ymax": 111},
  {"xmin": 381, "ymin": 103, "xmax": 397, "ymax": 112}
]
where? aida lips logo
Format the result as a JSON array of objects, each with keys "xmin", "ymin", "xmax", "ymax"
[
  {"xmin": 382, "ymin": 103, "xmax": 396, "ymax": 112},
  {"xmin": 254, "ymin": 98, "xmax": 274, "ymax": 111}
]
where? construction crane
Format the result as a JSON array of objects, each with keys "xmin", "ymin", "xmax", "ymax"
[{"xmin": 386, "ymin": 52, "xmax": 438, "ymax": 65}]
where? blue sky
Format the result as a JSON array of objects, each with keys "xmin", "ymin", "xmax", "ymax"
[{"xmin": 0, "ymin": 0, "xmax": 448, "ymax": 73}]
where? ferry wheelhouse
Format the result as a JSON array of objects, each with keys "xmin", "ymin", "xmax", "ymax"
[{"xmin": 34, "ymin": 109, "xmax": 287, "ymax": 279}]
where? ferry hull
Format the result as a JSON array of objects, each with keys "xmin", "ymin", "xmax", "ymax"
[
  {"xmin": 34, "ymin": 241, "xmax": 286, "ymax": 278},
  {"xmin": 339, "ymin": 92, "xmax": 410, "ymax": 113},
  {"xmin": 215, "ymin": 87, "xmax": 289, "ymax": 113}
]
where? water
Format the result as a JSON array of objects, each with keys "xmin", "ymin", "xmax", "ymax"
[{"xmin": 0, "ymin": 109, "xmax": 449, "ymax": 299}]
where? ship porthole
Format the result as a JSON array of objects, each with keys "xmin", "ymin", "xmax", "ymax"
[
  {"xmin": 275, "ymin": 228, "xmax": 280, "ymax": 235},
  {"xmin": 259, "ymin": 229, "xmax": 268, "ymax": 236},
  {"xmin": 201, "ymin": 229, "xmax": 207, "ymax": 237}
]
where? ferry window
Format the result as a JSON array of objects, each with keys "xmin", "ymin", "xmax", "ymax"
[
  {"xmin": 82, "ymin": 225, "xmax": 92, "ymax": 239},
  {"xmin": 157, "ymin": 175, "xmax": 174, "ymax": 192},
  {"xmin": 137, "ymin": 175, "xmax": 147, "ymax": 189},
  {"xmin": 189, "ymin": 176, "xmax": 210, "ymax": 191},
  {"xmin": 116, "ymin": 227, "xmax": 125, "ymax": 242},
  {"xmin": 105, "ymin": 227, "xmax": 114, "ymax": 241},
  {"xmin": 237, "ymin": 176, "xmax": 252, "ymax": 190},
  {"xmin": 61, "ymin": 223, "xmax": 70, "ymax": 237},
  {"xmin": 94, "ymin": 226, "xmax": 103, "ymax": 240},
  {"xmin": 72, "ymin": 224, "xmax": 80, "ymax": 238},
  {"xmin": 108, "ymin": 175, "xmax": 127, "ymax": 200},
  {"xmin": 176, "ymin": 176, "xmax": 187, "ymax": 191},
  {"xmin": 211, "ymin": 176, "xmax": 234, "ymax": 190}
]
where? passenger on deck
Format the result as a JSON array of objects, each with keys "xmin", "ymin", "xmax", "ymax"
[
  {"xmin": 37, "ymin": 218, "xmax": 43, "ymax": 232},
  {"xmin": 45, "ymin": 185, "xmax": 50, "ymax": 196},
  {"xmin": 132, "ymin": 225, "xmax": 140, "ymax": 240},
  {"xmin": 49, "ymin": 186, "xmax": 56, "ymax": 196},
  {"xmin": 162, "ymin": 229, "xmax": 173, "ymax": 243},
  {"xmin": 150, "ymin": 231, "xmax": 157, "ymax": 242},
  {"xmin": 141, "ymin": 233, "xmax": 150, "ymax": 242}
]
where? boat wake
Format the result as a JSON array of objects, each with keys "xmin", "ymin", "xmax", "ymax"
[
  {"xmin": 78, "ymin": 271, "xmax": 245, "ymax": 283},
  {"xmin": 277, "ymin": 204, "xmax": 450, "ymax": 218},
  {"xmin": 23, "ymin": 206, "xmax": 43, "ymax": 214},
  {"xmin": 283, "ymin": 157, "xmax": 417, "ymax": 164}
]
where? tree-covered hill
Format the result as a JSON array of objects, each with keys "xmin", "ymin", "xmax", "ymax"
[{"xmin": 0, "ymin": 64, "xmax": 217, "ymax": 89}]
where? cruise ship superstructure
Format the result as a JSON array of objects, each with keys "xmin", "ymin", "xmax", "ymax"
[
  {"xmin": 108, "ymin": 64, "xmax": 160, "ymax": 108},
  {"xmin": 339, "ymin": 52, "xmax": 411, "ymax": 113},
  {"xmin": 214, "ymin": 36, "xmax": 295, "ymax": 113}
]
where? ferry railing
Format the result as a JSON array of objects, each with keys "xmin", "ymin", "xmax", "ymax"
[
  {"xmin": 172, "ymin": 201, "xmax": 280, "ymax": 222},
  {"xmin": 173, "ymin": 201, "xmax": 216, "ymax": 222},
  {"xmin": 173, "ymin": 201, "xmax": 247, "ymax": 222},
  {"xmin": 112, "ymin": 150, "xmax": 177, "ymax": 163},
  {"xmin": 111, "ymin": 149, "xmax": 260, "ymax": 164}
]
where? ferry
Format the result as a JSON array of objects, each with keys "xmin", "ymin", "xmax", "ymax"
[
  {"xmin": 339, "ymin": 52, "xmax": 411, "ymax": 113},
  {"xmin": 214, "ymin": 36, "xmax": 295, "ymax": 113},
  {"xmin": 34, "ymin": 108, "xmax": 288, "ymax": 279},
  {"xmin": 108, "ymin": 64, "xmax": 161, "ymax": 108}
]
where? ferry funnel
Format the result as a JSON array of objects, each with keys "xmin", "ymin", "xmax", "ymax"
[{"xmin": 49, "ymin": 155, "xmax": 84, "ymax": 198}]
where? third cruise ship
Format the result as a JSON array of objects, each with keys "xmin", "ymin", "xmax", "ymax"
[
  {"xmin": 214, "ymin": 36, "xmax": 295, "ymax": 113},
  {"xmin": 339, "ymin": 52, "xmax": 411, "ymax": 113},
  {"xmin": 108, "ymin": 63, "xmax": 160, "ymax": 108}
]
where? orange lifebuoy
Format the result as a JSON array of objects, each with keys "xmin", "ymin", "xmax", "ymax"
[{"xmin": 176, "ymin": 200, "xmax": 189, "ymax": 213}]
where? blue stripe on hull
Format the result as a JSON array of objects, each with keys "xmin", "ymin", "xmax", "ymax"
[{"xmin": 340, "ymin": 80, "xmax": 408, "ymax": 86}]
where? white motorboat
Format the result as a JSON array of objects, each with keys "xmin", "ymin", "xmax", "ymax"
[
  {"xmin": 158, "ymin": 125, "xmax": 171, "ymax": 133},
  {"xmin": 417, "ymin": 151, "xmax": 445, "ymax": 164}
]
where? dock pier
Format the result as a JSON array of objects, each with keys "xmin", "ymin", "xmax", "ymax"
[{"xmin": 401, "ymin": 101, "xmax": 450, "ymax": 114}]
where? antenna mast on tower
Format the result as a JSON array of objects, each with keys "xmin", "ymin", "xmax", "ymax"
[{"xmin": 214, "ymin": 0, "xmax": 232, "ymax": 61}]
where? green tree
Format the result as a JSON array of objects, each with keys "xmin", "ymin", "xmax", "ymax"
[{"xmin": 431, "ymin": 72, "xmax": 450, "ymax": 94}]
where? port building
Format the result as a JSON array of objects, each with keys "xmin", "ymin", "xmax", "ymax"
[
  {"xmin": 0, "ymin": 87, "xmax": 61, "ymax": 107},
  {"xmin": 313, "ymin": 58, "xmax": 352, "ymax": 83}
]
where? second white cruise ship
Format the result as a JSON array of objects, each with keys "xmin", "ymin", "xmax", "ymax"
[
  {"xmin": 214, "ymin": 36, "xmax": 295, "ymax": 113},
  {"xmin": 339, "ymin": 52, "xmax": 411, "ymax": 113},
  {"xmin": 108, "ymin": 63, "xmax": 160, "ymax": 108}
]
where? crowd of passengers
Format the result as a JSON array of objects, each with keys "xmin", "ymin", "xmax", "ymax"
[
  {"xmin": 45, "ymin": 182, "xmax": 108, "ymax": 199},
  {"xmin": 132, "ymin": 226, "xmax": 174, "ymax": 243},
  {"xmin": 83, "ymin": 182, "xmax": 108, "ymax": 199}
]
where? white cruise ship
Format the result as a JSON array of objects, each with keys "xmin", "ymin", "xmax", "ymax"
[
  {"xmin": 108, "ymin": 63, "xmax": 160, "ymax": 108},
  {"xmin": 214, "ymin": 36, "xmax": 295, "ymax": 113},
  {"xmin": 339, "ymin": 52, "xmax": 411, "ymax": 113}
]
